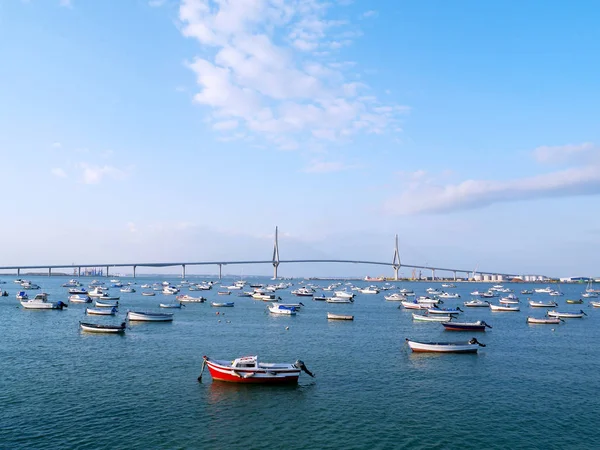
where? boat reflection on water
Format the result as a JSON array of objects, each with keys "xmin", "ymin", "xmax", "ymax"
[{"xmin": 205, "ymin": 379, "xmax": 308, "ymax": 406}]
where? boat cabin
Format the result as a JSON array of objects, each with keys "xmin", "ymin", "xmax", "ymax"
[{"xmin": 232, "ymin": 356, "xmax": 258, "ymax": 369}]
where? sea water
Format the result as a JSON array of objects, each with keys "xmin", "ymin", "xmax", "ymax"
[{"xmin": 1, "ymin": 276, "xmax": 599, "ymax": 449}]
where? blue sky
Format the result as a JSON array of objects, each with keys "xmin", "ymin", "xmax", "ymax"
[{"xmin": 1, "ymin": 0, "xmax": 599, "ymax": 278}]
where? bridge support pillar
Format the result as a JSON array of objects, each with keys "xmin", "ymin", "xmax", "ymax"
[
  {"xmin": 48, "ymin": 268, "xmax": 52, "ymax": 277},
  {"xmin": 273, "ymin": 263, "xmax": 279, "ymax": 280},
  {"xmin": 182, "ymin": 264, "xmax": 186, "ymax": 280},
  {"xmin": 218, "ymin": 264, "xmax": 222, "ymax": 280},
  {"xmin": 133, "ymin": 266, "xmax": 136, "ymax": 278},
  {"xmin": 393, "ymin": 265, "xmax": 399, "ymax": 281},
  {"xmin": 106, "ymin": 266, "xmax": 109, "ymax": 277},
  {"xmin": 78, "ymin": 267, "xmax": 81, "ymax": 277},
  {"xmin": 17, "ymin": 268, "xmax": 20, "ymax": 277},
  {"xmin": 431, "ymin": 269, "xmax": 435, "ymax": 281},
  {"xmin": 453, "ymin": 271, "xmax": 457, "ymax": 281}
]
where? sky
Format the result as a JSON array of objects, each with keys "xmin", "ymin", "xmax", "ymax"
[{"xmin": 1, "ymin": 0, "xmax": 599, "ymax": 278}]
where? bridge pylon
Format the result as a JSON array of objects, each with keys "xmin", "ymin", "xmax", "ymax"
[
  {"xmin": 272, "ymin": 226, "xmax": 280, "ymax": 279},
  {"xmin": 392, "ymin": 234, "xmax": 401, "ymax": 281}
]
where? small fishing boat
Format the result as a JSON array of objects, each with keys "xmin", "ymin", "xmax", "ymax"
[
  {"xmin": 141, "ymin": 291, "xmax": 156, "ymax": 296},
  {"xmin": 127, "ymin": 311, "xmax": 174, "ymax": 322},
  {"xmin": 384, "ymin": 293, "xmax": 406, "ymax": 301},
  {"xmin": 95, "ymin": 299, "xmax": 119, "ymax": 308},
  {"xmin": 217, "ymin": 291, "xmax": 231, "ymax": 295},
  {"xmin": 16, "ymin": 291, "xmax": 28, "ymax": 300},
  {"xmin": 313, "ymin": 296, "xmax": 328, "ymax": 301},
  {"xmin": 427, "ymin": 307, "xmax": 462, "ymax": 315},
  {"xmin": 438, "ymin": 292, "xmax": 460, "ymax": 299},
  {"xmin": 405, "ymin": 337, "xmax": 485, "ymax": 353},
  {"xmin": 566, "ymin": 299, "xmax": 584, "ymax": 304},
  {"xmin": 160, "ymin": 303, "xmax": 183, "ymax": 308},
  {"xmin": 199, "ymin": 355, "xmax": 314, "ymax": 384},
  {"xmin": 177, "ymin": 295, "xmax": 206, "ymax": 303},
  {"xmin": 69, "ymin": 294, "xmax": 92, "ymax": 303},
  {"xmin": 333, "ymin": 291, "xmax": 354, "ymax": 300},
  {"xmin": 527, "ymin": 317, "xmax": 562, "ymax": 324},
  {"xmin": 499, "ymin": 294, "xmax": 519, "ymax": 304},
  {"xmin": 547, "ymin": 310, "xmax": 586, "ymax": 319},
  {"xmin": 412, "ymin": 313, "xmax": 452, "ymax": 322},
  {"xmin": 590, "ymin": 301, "xmax": 600, "ymax": 308},
  {"xmin": 120, "ymin": 287, "xmax": 136, "ymax": 293},
  {"xmin": 442, "ymin": 321, "xmax": 491, "ymax": 332},
  {"xmin": 463, "ymin": 299, "xmax": 489, "ymax": 307},
  {"xmin": 86, "ymin": 307, "xmax": 117, "ymax": 315},
  {"xmin": 80, "ymin": 321, "xmax": 126, "ymax": 333},
  {"xmin": 489, "ymin": 304, "xmax": 520, "ymax": 312},
  {"xmin": 278, "ymin": 302, "xmax": 304, "ymax": 309},
  {"xmin": 521, "ymin": 290, "xmax": 533, "ymax": 295},
  {"xmin": 21, "ymin": 296, "xmax": 67, "ymax": 310},
  {"xmin": 68, "ymin": 288, "xmax": 88, "ymax": 295},
  {"xmin": 268, "ymin": 304, "xmax": 296, "ymax": 315},
  {"xmin": 326, "ymin": 297, "xmax": 353, "ymax": 304},
  {"xmin": 327, "ymin": 312, "xmax": 354, "ymax": 320},
  {"xmin": 401, "ymin": 300, "xmax": 428, "ymax": 310},
  {"xmin": 211, "ymin": 302, "xmax": 234, "ymax": 307},
  {"xmin": 528, "ymin": 300, "xmax": 557, "ymax": 308}
]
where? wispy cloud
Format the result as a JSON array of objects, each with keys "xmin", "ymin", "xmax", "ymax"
[
  {"xmin": 362, "ymin": 10, "xmax": 378, "ymax": 18},
  {"xmin": 533, "ymin": 142, "xmax": 597, "ymax": 164},
  {"xmin": 213, "ymin": 119, "xmax": 239, "ymax": 131},
  {"xmin": 77, "ymin": 163, "xmax": 129, "ymax": 184},
  {"xmin": 385, "ymin": 143, "xmax": 600, "ymax": 215},
  {"xmin": 51, "ymin": 168, "xmax": 67, "ymax": 178},
  {"xmin": 51, "ymin": 142, "xmax": 62, "ymax": 149},
  {"xmin": 179, "ymin": 0, "xmax": 407, "ymax": 150},
  {"xmin": 149, "ymin": 0, "xmax": 166, "ymax": 6},
  {"xmin": 303, "ymin": 159, "xmax": 360, "ymax": 174},
  {"xmin": 59, "ymin": 0, "xmax": 72, "ymax": 8}
]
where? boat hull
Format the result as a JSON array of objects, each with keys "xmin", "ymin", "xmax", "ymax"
[
  {"xmin": 327, "ymin": 313, "xmax": 354, "ymax": 320},
  {"xmin": 127, "ymin": 311, "xmax": 174, "ymax": 322},
  {"xmin": 406, "ymin": 339, "xmax": 481, "ymax": 353},
  {"xmin": 206, "ymin": 360, "xmax": 300, "ymax": 384},
  {"xmin": 80, "ymin": 322, "xmax": 125, "ymax": 333}
]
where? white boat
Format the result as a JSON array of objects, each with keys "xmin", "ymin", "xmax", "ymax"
[
  {"xmin": 406, "ymin": 338, "xmax": 485, "ymax": 353},
  {"xmin": 359, "ymin": 287, "xmax": 379, "ymax": 294},
  {"xmin": 120, "ymin": 287, "xmax": 136, "ymax": 293},
  {"xmin": 69, "ymin": 294, "xmax": 92, "ymax": 303},
  {"xmin": 412, "ymin": 313, "xmax": 452, "ymax": 322},
  {"xmin": 327, "ymin": 312, "xmax": 354, "ymax": 320},
  {"xmin": 547, "ymin": 310, "xmax": 586, "ymax": 319},
  {"xmin": 141, "ymin": 291, "xmax": 156, "ymax": 296},
  {"xmin": 201, "ymin": 355, "xmax": 314, "ymax": 384},
  {"xmin": 417, "ymin": 296, "xmax": 442, "ymax": 305},
  {"xmin": 95, "ymin": 299, "xmax": 119, "ymax": 308},
  {"xmin": 326, "ymin": 297, "xmax": 353, "ymax": 304},
  {"xmin": 427, "ymin": 307, "xmax": 462, "ymax": 315},
  {"xmin": 463, "ymin": 299, "xmax": 489, "ymax": 307},
  {"xmin": 499, "ymin": 297, "xmax": 520, "ymax": 305},
  {"xmin": 528, "ymin": 300, "xmax": 557, "ymax": 308},
  {"xmin": 88, "ymin": 287, "xmax": 109, "ymax": 298},
  {"xmin": 426, "ymin": 288, "xmax": 442, "ymax": 295},
  {"xmin": 86, "ymin": 307, "xmax": 117, "ymax": 315},
  {"xmin": 438, "ymin": 292, "xmax": 460, "ymax": 299},
  {"xmin": 62, "ymin": 279, "xmax": 81, "ymax": 287},
  {"xmin": 211, "ymin": 302, "xmax": 234, "ymax": 307},
  {"xmin": 162, "ymin": 286, "xmax": 180, "ymax": 295},
  {"xmin": 16, "ymin": 291, "xmax": 28, "ymax": 300},
  {"xmin": 534, "ymin": 287, "xmax": 554, "ymax": 294},
  {"xmin": 21, "ymin": 294, "xmax": 67, "ymax": 310},
  {"xmin": 177, "ymin": 295, "xmax": 205, "ymax": 303},
  {"xmin": 160, "ymin": 303, "xmax": 183, "ymax": 308},
  {"xmin": 401, "ymin": 300, "xmax": 428, "ymax": 310},
  {"xmin": 590, "ymin": 301, "xmax": 600, "ymax": 308},
  {"xmin": 582, "ymin": 292, "xmax": 599, "ymax": 298},
  {"xmin": 527, "ymin": 316, "xmax": 562, "ymax": 324},
  {"xmin": 333, "ymin": 291, "xmax": 354, "ymax": 300},
  {"xmin": 384, "ymin": 293, "xmax": 406, "ymax": 301},
  {"xmin": 80, "ymin": 321, "xmax": 126, "ymax": 333},
  {"xmin": 268, "ymin": 304, "xmax": 296, "ymax": 315},
  {"xmin": 441, "ymin": 283, "xmax": 456, "ymax": 288},
  {"xmin": 21, "ymin": 281, "xmax": 41, "ymax": 290},
  {"xmin": 291, "ymin": 288, "xmax": 314, "ymax": 297},
  {"xmin": 489, "ymin": 304, "xmax": 520, "ymax": 311},
  {"xmin": 127, "ymin": 311, "xmax": 174, "ymax": 322}
]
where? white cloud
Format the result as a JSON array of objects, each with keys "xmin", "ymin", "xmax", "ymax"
[
  {"xmin": 213, "ymin": 119, "xmax": 239, "ymax": 131},
  {"xmin": 149, "ymin": 0, "xmax": 166, "ymax": 6},
  {"xmin": 51, "ymin": 142, "xmax": 62, "ymax": 149},
  {"xmin": 179, "ymin": 0, "xmax": 407, "ymax": 150},
  {"xmin": 533, "ymin": 142, "xmax": 597, "ymax": 164},
  {"xmin": 51, "ymin": 168, "xmax": 67, "ymax": 178},
  {"xmin": 59, "ymin": 0, "xmax": 72, "ymax": 8},
  {"xmin": 362, "ymin": 10, "xmax": 378, "ymax": 18},
  {"xmin": 303, "ymin": 159, "xmax": 359, "ymax": 173},
  {"xmin": 77, "ymin": 163, "xmax": 129, "ymax": 184},
  {"xmin": 385, "ymin": 143, "xmax": 600, "ymax": 215}
]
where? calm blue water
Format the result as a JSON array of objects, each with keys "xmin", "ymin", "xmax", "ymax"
[{"xmin": 1, "ymin": 276, "xmax": 599, "ymax": 449}]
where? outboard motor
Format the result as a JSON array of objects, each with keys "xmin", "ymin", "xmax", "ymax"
[
  {"xmin": 294, "ymin": 360, "xmax": 315, "ymax": 378},
  {"xmin": 469, "ymin": 338, "xmax": 486, "ymax": 347}
]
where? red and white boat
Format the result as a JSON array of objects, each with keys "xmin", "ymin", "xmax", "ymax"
[{"xmin": 199, "ymin": 355, "xmax": 314, "ymax": 384}]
